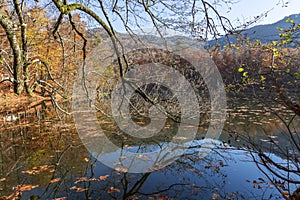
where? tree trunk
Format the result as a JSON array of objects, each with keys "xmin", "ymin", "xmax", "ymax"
[{"xmin": 0, "ymin": 9, "xmax": 24, "ymax": 94}]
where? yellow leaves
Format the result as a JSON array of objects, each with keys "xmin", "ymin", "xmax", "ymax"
[
  {"xmin": 280, "ymin": 39, "xmax": 287, "ymax": 46},
  {"xmin": 279, "ymin": 87, "xmax": 286, "ymax": 91},
  {"xmin": 273, "ymin": 48, "xmax": 279, "ymax": 57},
  {"xmin": 260, "ymin": 75, "xmax": 266, "ymax": 81},
  {"xmin": 238, "ymin": 67, "xmax": 244, "ymax": 73},
  {"xmin": 277, "ymin": 27, "xmax": 284, "ymax": 31},
  {"xmin": 84, "ymin": 157, "xmax": 89, "ymax": 162}
]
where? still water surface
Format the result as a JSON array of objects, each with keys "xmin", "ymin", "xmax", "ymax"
[{"xmin": 0, "ymin": 97, "xmax": 299, "ymax": 199}]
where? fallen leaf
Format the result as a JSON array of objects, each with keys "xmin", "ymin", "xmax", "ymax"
[
  {"xmin": 108, "ymin": 187, "xmax": 120, "ymax": 193},
  {"xmin": 50, "ymin": 178, "xmax": 61, "ymax": 184},
  {"xmin": 22, "ymin": 170, "xmax": 36, "ymax": 175},
  {"xmin": 76, "ymin": 187, "xmax": 88, "ymax": 192},
  {"xmin": 74, "ymin": 177, "xmax": 88, "ymax": 184},
  {"xmin": 70, "ymin": 186, "xmax": 77, "ymax": 190},
  {"xmin": 98, "ymin": 175, "xmax": 109, "ymax": 181},
  {"xmin": 17, "ymin": 184, "xmax": 39, "ymax": 192},
  {"xmin": 212, "ymin": 193, "xmax": 219, "ymax": 200},
  {"xmin": 48, "ymin": 168, "xmax": 55, "ymax": 173},
  {"xmin": 115, "ymin": 166, "xmax": 128, "ymax": 173}
]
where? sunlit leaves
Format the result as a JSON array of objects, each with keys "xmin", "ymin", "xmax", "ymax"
[
  {"xmin": 272, "ymin": 48, "xmax": 279, "ymax": 57},
  {"xmin": 260, "ymin": 75, "xmax": 266, "ymax": 81},
  {"xmin": 294, "ymin": 72, "xmax": 300, "ymax": 78},
  {"xmin": 238, "ymin": 67, "xmax": 244, "ymax": 73}
]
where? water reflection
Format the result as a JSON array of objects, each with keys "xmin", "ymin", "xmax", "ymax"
[{"xmin": 0, "ymin": 97, "xmax": 299, "ymax": 199}]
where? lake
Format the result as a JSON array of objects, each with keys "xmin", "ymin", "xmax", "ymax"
[{"xmin": 0, "ymin": 96, "xmax": 299, "ymax": 199}]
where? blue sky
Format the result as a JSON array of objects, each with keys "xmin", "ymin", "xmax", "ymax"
[
  {"xmin": 118, "ymin": 0, "xmax": 300, "ymax": 36},
  {"xmin": 84, "ymin": 0, "xmax": 300, "ymax": 36},
  {"xmin": 223, "ymin": 0, "xmax": 300, "ymax": 26}
]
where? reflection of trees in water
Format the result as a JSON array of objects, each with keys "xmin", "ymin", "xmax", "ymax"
[
  {"xmin": 1, "ymin": 112, "xmax": 281, "ymax": 199},
  {"xmin": 226, "ymin": 97, "xmax": 300, "ymax": 198},
  {"xmin": 1, "ymin": 98, "xmax": 298, "ymax": 199}
]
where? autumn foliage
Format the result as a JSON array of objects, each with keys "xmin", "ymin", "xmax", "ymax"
[{"xmin": 0, "ymin": 4, "xmax": 87, "ymax": 97}]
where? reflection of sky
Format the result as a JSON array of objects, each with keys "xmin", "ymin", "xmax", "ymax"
[{"xmin": 78, "ymin": 148, "xmax": 293, "ymax": 198}]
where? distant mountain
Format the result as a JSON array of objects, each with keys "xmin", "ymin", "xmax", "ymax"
[
  {"xmin": 87, "ymin": 13, "xmax": 300, "ymax": 50},
  {"xmin": 87, "ymin": 28, "xmax": 205, "ymax": 50},
  {"xmin": 208, "ymin": 13, "xmax": 300, "ymax": 48}
]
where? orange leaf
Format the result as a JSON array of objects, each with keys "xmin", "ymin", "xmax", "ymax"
[
  {"xmin": 76, "ymin": 187, "xmax": 88, "ymax": 192},
  {"xmin": 50, "ymin": 178, "xmax": 61, "ymax": 184},
  {"xmin": 108, "ymin": 187, "xmax": 120, "ymax": 193},
  {"xmin": 17, "ymin": 184, "xmax": 38, "ymax": 192},
  {"xmin": 115, "ymin": 166, "xmax": 128, "ymax": 173},
  {"xmin": 98, "ymin": 175, "xmax": 109, "ymax": 181},
  {"xmin": 70, "ymin": 186, "xmax": 77, "ymax": 190},
  {"xmin": 212, "ymin": 193, "xmax": 219, "ymax": 200},
  {"xmin": 74, "ymin": 177, "xmax": 88, "ymax": 184}
]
